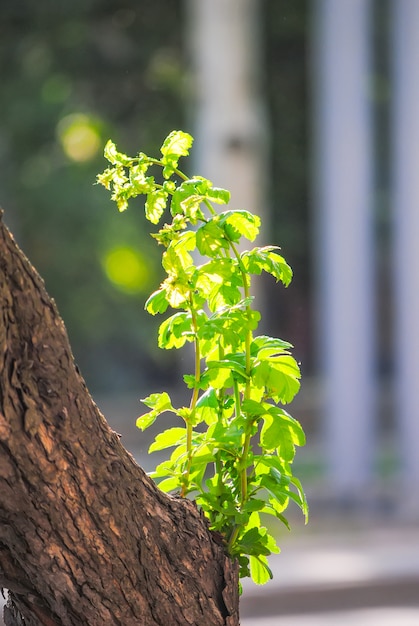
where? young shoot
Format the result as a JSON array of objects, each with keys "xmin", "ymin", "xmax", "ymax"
[{"xmin": 97, "ymin": 130, "xmax": 308, "ymax": 585}]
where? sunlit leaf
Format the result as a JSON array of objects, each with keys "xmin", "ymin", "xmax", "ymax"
[
  {"xmin": 290, "ymin": 475, "xmax": 309, "ymax": 521},
  {"xmin": 145, "ymin": 189, "xmax": 167, "ymax": 224},
  {"xmin": 137, "ymin": 392, "xmax": 174, "ymax": 431},
  {"xmin": 149, "ymin": 427, "xmax": 186, "ymax": 453},
  {"xmin": 195, "ymin": 388, "xmax": 220, "ymax": 425},
  {"xmin": 219, "ymin": 210, "xmax": 261, "ymax": 242},
  {"xmin": 163, "ymin": 280, "xmax": 191, "ymax": 309},
  {"xmin": 206, "ymin": 358, "xmax": 248, "ymax": 383},
  {"xmin": 251, "ymin": 335, "xmax": 294, "ymax": 358},
  {"xmin": 196, "ymin": 219, "xmax": 229, "ymax": 257},
  {"xmin": 96, "ymin": 167, "xmax": 114, "ymax": 190},
  {"xmin": 163, "ymin": 231, "xmax": 196, "ymax": 273},
  {"xmin": 145, "ymin": 288, "xmax": 170, "ymax": 315},
  {"xmin": 241, "ymin": 399, "xmax": 268, "ymax": 419},
  {"xmin": 249, "ymin": 555, "xmax": 273, "ymax": 585},
  {"xmin": 160, "ymin": 130, "xmax": 193, "ymax": 160},
  {"xmin": 156, "ymin": 476, "xmax": 181, "ymax": 493},
  {"xmin": 260, "ymin": 408, "xmax": 305, "ymax": 461},
  {"xmin": 158, "ymin": 311, "xmax": 193, "ymax": 349},
  {"xmin": 103, "ymin": 139, "xmax": 132, "ymax": 166},
  {"xmin": 242, "ymin": 246, "xmax": 293, "ymax": 286},
  {"xmin": 206, "ymin": 186, "xmax": 230, "ymax": 204},
  {"xmin": 252, "ymin": 356, "xmax": 301, "ymax": 404}
]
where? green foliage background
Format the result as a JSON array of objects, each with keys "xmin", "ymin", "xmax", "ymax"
[{"xmin": 0, "ymin": 1, "xmax": 309, "ymax": 392}]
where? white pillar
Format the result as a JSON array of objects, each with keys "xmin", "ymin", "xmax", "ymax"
[
  {"xmin": 391, "ymin": 0, "xmax": 419, "ymax": 515},
  {"xmin": 313, "ymin": 0, "xmax": 375, "ymax": 498},
  {"xmin": 186, "ymin": 0, "xmax": 267, "ymax": 228}
]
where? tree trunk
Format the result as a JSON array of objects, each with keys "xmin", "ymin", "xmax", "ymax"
[{"xmin": 0, "ymin": 211, "xmax": 239, "ymax": 626}]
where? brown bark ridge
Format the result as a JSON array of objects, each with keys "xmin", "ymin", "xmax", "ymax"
[{"xmin": 0, "ymin": 211, "xmax": 239, "ymax": 626}]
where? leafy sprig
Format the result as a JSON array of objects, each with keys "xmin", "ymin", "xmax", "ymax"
[{"xmin": 97, "ymin": 130, "xmax": 308, "ymax": 585}]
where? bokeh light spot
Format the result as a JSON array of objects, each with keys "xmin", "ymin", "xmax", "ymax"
[
  {"xmin": 57, "ymin": 113, "xmax": 101, "ymax": 162},
  {"xmin": 103, "ymin": 246, "xmax": 151, "ymax": 294}
]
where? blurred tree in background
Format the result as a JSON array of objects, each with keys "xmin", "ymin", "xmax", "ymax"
[
  {"xmin": 262, "ymin": 1, "xmax": 309, "ymax": 371},
  {"xmin": 0, "ymin": 0, "xmax": 308, "ymax": 393}
]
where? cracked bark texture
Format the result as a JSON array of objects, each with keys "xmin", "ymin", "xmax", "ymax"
[{"xmin": 0, "ymin": 212, "xmax": 239, "ymax": 626}]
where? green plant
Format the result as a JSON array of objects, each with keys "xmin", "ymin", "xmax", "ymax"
[{"xmin": 97, "ymin": 130, "xmax": 308, "ymax": 585}]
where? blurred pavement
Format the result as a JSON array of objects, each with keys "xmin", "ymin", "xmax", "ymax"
[
  {"xmin": 241, "ymin": 608, "xmax": 419, "ymax": 626},
  {"xmin": 239, "ymin": 523, "xmax": 419, "ymax": 625}
]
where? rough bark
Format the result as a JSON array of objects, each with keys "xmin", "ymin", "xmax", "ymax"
[{"xmin": 0, "ymin": 211, "xmax": 239, "ymax": 626}]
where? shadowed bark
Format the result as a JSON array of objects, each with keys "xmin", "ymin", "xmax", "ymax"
[{"xmin": 0, "ymin": 212, "xmax": 239, "ymax": 626}]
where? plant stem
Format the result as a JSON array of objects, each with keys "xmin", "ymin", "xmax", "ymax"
[
  {"xmin": 148, "ymin": 157, "xmax": 190, "ymax": 182},
  {"xmin": 233, "ymin": 379, "xmax": 241, "ymax": 419},
  {"xmin": 240, "ymin": 431, "xmax": 252, "ymax": 504},
  {"xmin": 227, "ymin": 240, "xmax": 254, "ymax": 514},
  {"xmin": 227, "ymin": 524, "xmax": 240, "ymax": 553},
  {"xmin": 181, "ymin": 297, "xmax": 201, "ymax": 497}
]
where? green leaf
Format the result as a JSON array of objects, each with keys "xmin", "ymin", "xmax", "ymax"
[
  {"xmin": 156, "ymin": 476, "xmax": 181, "ymax": 493},
  {"xmin": 269, "ymin": 407, "xmax": 306, "ymax": 447},
  {"xmin": 209, "ymin": 419, "xmax": 245, "ymax": 452},
  {"xmin": 183, "ymin": 373, "xmax": 210, "ymax": 391},
  {"xmin": 162, "ymin": 231, "xmax": 196, "ymax": 273},
  {"xmin": 188, "ymin": 442, "xmax": 216, "ymax": 483},
  {"xmin": 149, "ymin": 460, "xmax": 173, "ymax": 479},
  {"xmin": 136, "ymin": 410, "xmax": 158, "ymax": 431},
  {"xmin": 96, "ymin": 167, "xmax": 115, "ymax": 190},
  {"xmin": 198, "ymin": 257, "xmax": 237, "ymax": 281},
  {"xmin": 149, "ymin": 427, "xmax": 186, "ymax": 453},
  {"xmin": 260, "ymin": 501, "xmax": 291, "ymax": 526},
  {"xmin": 208, "ymin": 281, "xmax": 243, "ymax": 313},
  {"xmin": 238, "ymin": 525, "xmax": 269, "ymax": 555},
  {"xmin": 112, "ymin": 188, "xmax": 131, "ymax": 213},
  {"xmin": 197, "ymin": 302, "xmax": 257, "ymax": 354},
  {"xmin": 242, "ymin": 246, "xmax": 293, "ymax": 286},
  {"xmin": 205, "ymin": 365, "xmax": 233, "ymax": 389},
  {"xmin": 219, "ymin": 210, "xmax": 261, "ymax": 242},
  {"xmin": 158, "ymin": 311, "xmax": 194, "ymax": 349},
  {"xmin": 195, "ymin": 258, "xmax": 244, "ymax": 312},
  {"xmin": 251, "ymin": 335, "xmax": 294, "ymax": 358},
  {"xmin": 258, "ymin": 472, "xmax": 291, "ymax": 509},
  {"xmin": 195, "ymin": 388, "xmax": 220, "ymax": 425},
  {"xmin": 170, "ymin": 177, "xmax": 229, "ymax": 222},
  {"xmin": 252, "ymin": 355, "xmax": 301, "ymax": 404},
  {"xmin": 103, "ymin": 139, "xmax": 132, "ymax": 166},
  {"xmin": 242, "ymin": 498, "xmax": 266, "ymax": 513},
  {"xmin": 160, "ymin": 130, "xmax": 193, "ymax": 169},
  {"xmin": 196, "ymin": 219, "xmax": 229, "ymax": 258},
  {"xmin": 162, "ymin": 280, "xmax": 191, "ymax": 309},
  {"xmin": 260, "ymin": 408, "xmax": 305, "ymax": 459},
  {"xmin": 129, "ymin": 165, "xmax": 154, "ymax": 195},
  {"xmin": 241, "ymin": 399, "xmax": 269, "ymax": 419},
  {"xmin": 145, "ymin": 189, "xmax": 168, "ymax": 224},
  {"xmin": 249, "ymin": 555, "xmax": 273, "ymax": 585},
  {"xmin": 152, "ymin": 219, "xmax": 187, "ymax": 247},
  {"xmin": 137, "ymin": 392, "xmax": 175, "ymax": 430},
  {"xmin": 290, "ymin": 475, "xmax": 309, "ymax": 521},
  {"xmin": 254, "ymin": 453, "xmax": 287, "ymax": 474},
  {"xmin": 206, "ymin": 358, "xmax": 248, "ymax": 385},
  {"xmin": 206, "ymin": 187, "xmax": 230, "ymax": 204},
  {"xmin": 145, "ymin": 288, "xmax": 170, "ymax": 315},
  {"xmin": 171, "ymin": 179, "xmax": 205, "ymax": 222},
  {"xmin": 261, "ymin": 417, "xmax": 290, "ymax": 453}
]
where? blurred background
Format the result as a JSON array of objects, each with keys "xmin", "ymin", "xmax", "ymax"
[{"xmin": 1, "ymin": 0, "xmax": 419, "ymax": 623}]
